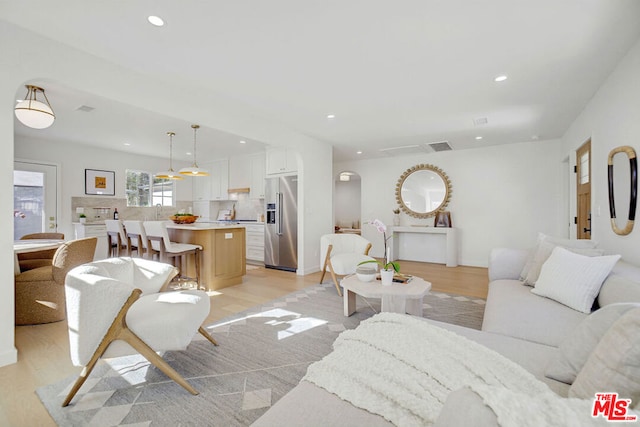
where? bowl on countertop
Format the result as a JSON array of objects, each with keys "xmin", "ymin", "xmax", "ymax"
[
  {"xmin": 356, "ymin": 265, "xmax": 378, "ymax": 282},
  {"xmin": 169, "ymin": 215, "xmax": 199, "ymax": 224}
]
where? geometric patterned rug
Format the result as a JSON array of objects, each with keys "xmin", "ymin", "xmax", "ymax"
[{"xmin": 36, "ymin": 283, "xmax": 485, "ymax": 426}]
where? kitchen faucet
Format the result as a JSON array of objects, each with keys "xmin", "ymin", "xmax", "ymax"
[{"xmin": 155, "ymin": 204, "xmax": 162, "ymax": 220}]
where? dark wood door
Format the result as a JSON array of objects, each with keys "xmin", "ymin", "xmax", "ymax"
[{"xmin": 576, "ymin": 140, "xmax": 592, "ymax": 239}]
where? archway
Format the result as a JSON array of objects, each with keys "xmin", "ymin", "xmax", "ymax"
[{"xmin": 334, "ymin": 171, "xmax": 362, "ymax": 233}]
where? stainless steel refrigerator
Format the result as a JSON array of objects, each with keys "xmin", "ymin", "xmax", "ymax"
[{"xmin": 264, "ymin": 175, "xmax": 298, "ymax": 272}]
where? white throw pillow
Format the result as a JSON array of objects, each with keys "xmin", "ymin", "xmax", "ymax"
[
  {"xmin": 520, "ymin": 233, "xmax": 600, "ymax": 286},
  {"xmin": 523, "ymin": 241, "xmax": 604, "ymax": 286},
  {"xmin": 545, "ymin": 303, "xmax": 640, "ymax": 384},
  {"xmin": 531, "ymin": 247, "xmax": 620, "ymax": 313},
  {"xmin": 569, "ymin": 307, "xmax": 640, "ymax": 407}
]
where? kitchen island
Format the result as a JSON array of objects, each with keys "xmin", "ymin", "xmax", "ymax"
[{"xmin": 167, "ymin": 223, "xmax": 246, "ymax": 291}]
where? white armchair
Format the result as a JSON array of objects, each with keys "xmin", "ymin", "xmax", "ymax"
[
  {"xmin": 319, "ymin": 233, "xmax": 375, "ymax": 296},
  {"xmin": 62, "ymin": 257, "xmax": 217, "ymax": 407}
]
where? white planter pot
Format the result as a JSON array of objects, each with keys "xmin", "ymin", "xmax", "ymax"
[{"xmin": 380, "ymin": 268, "xmax": 394, "ymax": 286}]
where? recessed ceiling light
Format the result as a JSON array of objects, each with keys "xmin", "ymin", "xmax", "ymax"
[
  {"xmin": 531, "ymin": 135, "xmax": 540, "ymax": 140},
  {"xmin": 147, "ymin": 15, "xmax": 165, "ymax": 27},
  {"xmin": 327, "ymin": 114, "xmax": 336, "ymax": 119},
  {"xmin": 123, "ymin": 142, "xmax": 131, "ymax": 146},
  {"xmin": 239, "ymin": 140, "xmax": 246, "ymax": 144},
  {"xmin": 356, "ymin": 151, "xmax": 362, "ymax": 154},
  {"xmin": 186, "ymin": 152, "xmax": 192, "ymax": 156},
  {"xmin": 494, "ymin": 75, "xmax": 508, "ymax": 82},
  {"xmin": 475, "ymin": 136, "xmax": 483, "ymax": 140}
]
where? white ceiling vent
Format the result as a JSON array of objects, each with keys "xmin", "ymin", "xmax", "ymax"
[
  {"xmin": 426, "ymin": 140, "xmax": 453, "ymax": 152},
  {"xmin": 378, "ymin": 144, "xmax": 428, "ymax": 156},
  {"xmin": 76, "ymin": 105, "xmax": 95, "ymax": 112},
  {"xmin": 473, "ymin": 117, "xmax": 488, "ymax": 126}
]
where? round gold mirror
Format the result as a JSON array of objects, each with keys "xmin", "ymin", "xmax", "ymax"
[{"xmin": 395, "ymin": 164, "xmax": 452, "ymax": 218}]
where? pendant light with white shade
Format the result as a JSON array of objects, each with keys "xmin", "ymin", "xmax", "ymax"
[
  {"xmin": 180, "ymin": 124, "xmax": 209, "ymax": 177},
  {"xmin": 156, "ymin": 131, "xmax": 184, "ymax": 180},
  {"xmin": 14, "ymin": 85, "xmax": 56, "ymax": 129}
]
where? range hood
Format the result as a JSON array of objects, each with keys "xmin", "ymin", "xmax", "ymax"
[{"xmin": 227, "ymin": 187, "xmax": 250, "ymax": 193}]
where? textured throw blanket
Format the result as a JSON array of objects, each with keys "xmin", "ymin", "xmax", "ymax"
[{"xmin": 304, "ymin": 313, "xmax": 613, "ymax": 426}]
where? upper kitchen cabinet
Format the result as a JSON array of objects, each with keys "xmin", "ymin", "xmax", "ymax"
[
  {"xmin": 192, "ymin": 159, "xmax": 229, "ymax": 201},
  {"xmin": 210, "ymin": 158, "xmax": 229, "ymax": 201},
  {"xmin": 228, "ymin": 155, "xmax": 251, "ymax": 190},
  {"xmin": 266, "ymin": 146, "xmax": 298, "ymax": 176},
  {"xmin": 250, "ymin": 152, "xmax": 266, "ymax": 199},
  {"xmin": 193, "ymin": 161, "xmax": 213, "ymax": 201}
]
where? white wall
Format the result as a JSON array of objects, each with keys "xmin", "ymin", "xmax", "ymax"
[
  {"xmin": 562, "ymin": 36, "xmax": 640, "ymax": 264},
  {"xmin": 0, "ymin": 21, "xmax": 332, "ymax": 366},
  {"xmin": 336, "ymin": 138, "xmax": 566, "ymax": 267}
]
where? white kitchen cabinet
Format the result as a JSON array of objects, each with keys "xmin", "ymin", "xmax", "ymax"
[
  {"xmin": 192, "ymin": 161, "xmax": 212, "ymax": 201},
  {"xmin": 74, "ymin": 223, "xmax": 108, "ymax": 260},
  {"xmin": 249, "ymin": 152, "xmax": 266, "ymax": 199},
  {"xmin": 228, "ymin": 155, "xmax": 251, "ymax": 190},
  {"xmin": 266, "ymin": 147, "xmax": 297, "ymax": 175},
  {"xmin": 244, "ymin": 223, "xmax": 265, "ymax": 263},
  {"xmin": 210, "ymin": 158, "xmax": 229, "ymax": 200}
]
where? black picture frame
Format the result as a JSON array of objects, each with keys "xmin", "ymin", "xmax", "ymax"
[{"xmin": 85, "ymin": 169, "xmax": 115, "ymax": 196}]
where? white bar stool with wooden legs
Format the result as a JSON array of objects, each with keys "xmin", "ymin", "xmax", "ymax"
[
  {"xmin": 105, "ymin": 219, "xmax": 130, "ymax": 257},
  {"xmin": 143, "ymin": 221, "xmax": 202, "ymax": 288},
  {"xmin": 123, "ymin": 220, "xmax": 157, "ymax": 259}
]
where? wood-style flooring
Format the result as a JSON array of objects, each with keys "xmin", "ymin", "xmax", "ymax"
[{"xmin": 0, "ymin": 262, "xmax": 488, "ymax": 427}]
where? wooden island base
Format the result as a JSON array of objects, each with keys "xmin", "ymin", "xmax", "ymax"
[{"xmin": 167, "ymin": 224, "xmax": 246, "ymax": 291}]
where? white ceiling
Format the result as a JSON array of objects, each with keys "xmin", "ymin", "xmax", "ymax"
[{"xmin": 3, "ymin": 1, "xmax": 640, "ymax": 162}]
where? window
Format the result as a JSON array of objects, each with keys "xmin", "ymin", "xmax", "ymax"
[{"xmin": 126, "ymin": 170, "xmax": 174, "ymax": 207}]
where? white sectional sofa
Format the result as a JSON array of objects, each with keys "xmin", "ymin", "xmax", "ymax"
[{"xmin": 252, "ymin": 240, "xmax": 640, "ymax": 426}]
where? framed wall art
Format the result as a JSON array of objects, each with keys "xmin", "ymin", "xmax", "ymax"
[
  {"xmin": 85, "ymin": 169, "xmax": 115, "ymax": 196},
  {"xmin": 434, "ymin": 211, "xmax": 452, "ymax": 227}
]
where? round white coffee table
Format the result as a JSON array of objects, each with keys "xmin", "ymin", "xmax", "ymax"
[{"xmin": 340, "ymin": 274, "xmax": 432, "ymax": 317}]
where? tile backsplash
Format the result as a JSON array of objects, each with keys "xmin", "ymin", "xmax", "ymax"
[
  {"xmin": 71, "ymin": 197, "xmax": 193, "ymax": 222},
  {"xmin": 71, "ymin": 195, "xmax": 264, "ymax": 223}
]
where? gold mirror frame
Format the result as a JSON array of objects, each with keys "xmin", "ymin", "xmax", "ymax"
[
  {"xmin": 608, "ymin": 146, "xmax": 637, "ymax": 236},
  {"xmin": 395, "ymin": 164, "xmax": 452, "ymax": 218}
]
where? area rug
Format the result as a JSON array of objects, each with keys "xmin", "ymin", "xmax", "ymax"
[{"xmin": 37, "ymin": 283, "xmax": 485, "ymax": 426}]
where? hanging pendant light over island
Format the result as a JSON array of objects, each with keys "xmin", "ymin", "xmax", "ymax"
[{"xmin": 179, "ymin": 124, "xmax": 209, "ymax": 177}]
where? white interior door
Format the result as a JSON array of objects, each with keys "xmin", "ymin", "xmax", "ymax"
[{"xmin": 13, "ymin": 161, "xmax": 58, "ymax": 239}]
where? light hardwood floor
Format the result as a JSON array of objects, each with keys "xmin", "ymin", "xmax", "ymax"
[{"xmin": 0, "ymin": 262, "xmax": 487, "ymax": 427}]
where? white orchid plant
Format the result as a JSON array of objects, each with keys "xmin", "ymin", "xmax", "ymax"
[{"xmin": 358, "ymin": 219, "xmax": 400, "ymax": 272}]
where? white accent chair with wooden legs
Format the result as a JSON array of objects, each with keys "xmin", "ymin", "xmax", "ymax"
[
  {"xmin": 319, "ymin": 233, "xmax": 375, "ymax": 296},
  {"xmin": 143, "ymin": 221, "xmax": 202, "ymax": 288},
  {"xmin": 62, "ymin": 257, "xmax": 217, "ymax": 407}
]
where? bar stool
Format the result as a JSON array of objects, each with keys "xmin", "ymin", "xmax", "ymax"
[
  {"xmin": 122, "ymin": 220, "xmax": 157, "ymax": 259},
  {"xmin": 105, "ymin": 219, "xmax": 130, "ymax": 257},
  {"xmin": 143, "ymin": 221, "xmax": 202, "ymax": 287}
]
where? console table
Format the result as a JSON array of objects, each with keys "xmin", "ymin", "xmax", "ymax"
[{"xmin": 389, "ymin": 226, "xmax": 458, "ymax": 267}]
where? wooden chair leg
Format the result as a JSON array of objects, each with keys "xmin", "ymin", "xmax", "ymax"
[
  {"xmin": 319, "ymin": 245, "xmax": 333, "ymax": 284},
  {"xmin": 194, "ymin": 249, "xmax": 201, "ymax": 289},
  {"xmin": 198, "ymin": 326, "xmax": 218, "ymax": 346},
  {"xmin": 327, "ymin": 260, "xmax": 342, "ymax": 297},
  {"xmin": 119, "ymin": 328, "xmax": 198, "ymax": 396}
]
